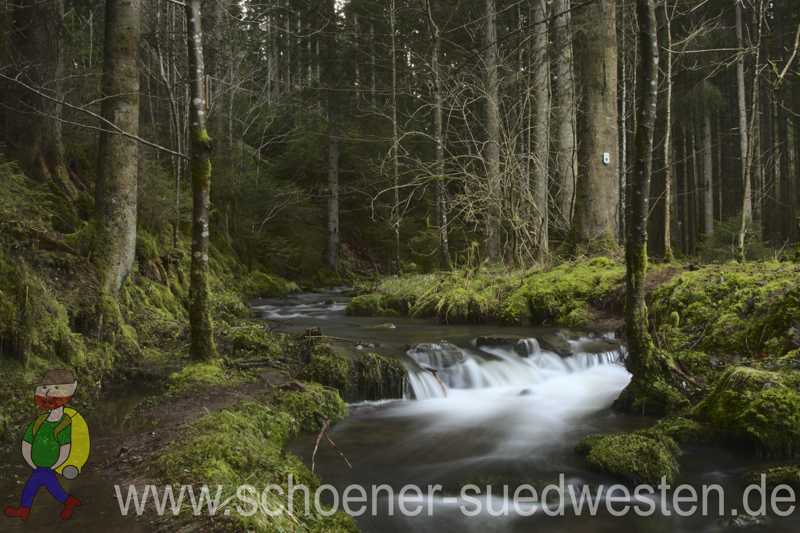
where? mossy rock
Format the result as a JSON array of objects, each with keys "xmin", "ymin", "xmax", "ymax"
[
  {"xmin": 273, "ymin": 382, "xmax": 348, "ymax": 433},
  {"xmin": 353, "ymin": 351, "xmax": 406, "ymax": 401},
  {"xmin": 651, "ymin": 417, "xmax": 711, "ymax": 445},
  {"xmin": 241, "ymin": 271, "xmax": 299, "ymax": 300},
  {"xmin": 346, "ymin": 293, "xmax": 393, "ymax": 317},
  {"xmin": 299, "ymin": 343, "xmax": 406, "ymax": 402},
  {"xmin": 576, "ymin": 430, "xmax": 680, "ymax": 485},
  {"xmin": 167, "ymin": 361, "xmax": 240, "ymax": 395},
  {"xmin": 615, "ymin": 373, "xmax": 691, "ymax": 417},
  {"xmin": 744, "ymin": 466, "xmax": 800, "ymax": 490},
  {"xmin": 218, "ymin": 322, "xmax": 282, "ymax": 361},
  {"xmin": 695, "ymin": 366, "xmax": 800, "ymax": 457},
  {"xmin": 300, "ymin": 344, "xmax": 351, "ymax": 392}
]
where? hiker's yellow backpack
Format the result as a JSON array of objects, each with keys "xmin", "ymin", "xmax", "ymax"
[{"xmin": 33, "ymin": 408, "xmax": 90, "ymax": 480}]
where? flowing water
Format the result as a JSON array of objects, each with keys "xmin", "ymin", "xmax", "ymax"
[{"xmin": 258, "ymin": 290, "xmax": 800, "ymax": 533}]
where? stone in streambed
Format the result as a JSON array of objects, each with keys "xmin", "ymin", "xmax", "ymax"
[
  {"xmin": 407, "ymin": 342, "xmax": 465, "ymax": 369},
  {"xmin": 576, "ymin": 430, "xmax": 680, "ymax": 485}
]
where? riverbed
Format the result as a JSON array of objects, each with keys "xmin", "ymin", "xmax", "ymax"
[{"xmin": 261, "ymin": 290, "xmax": 799, "ymax": 533}]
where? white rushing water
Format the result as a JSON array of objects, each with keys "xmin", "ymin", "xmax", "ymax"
[{"xmin": 400, "ymin": 338, "xmax": 631, "ymax": 455}]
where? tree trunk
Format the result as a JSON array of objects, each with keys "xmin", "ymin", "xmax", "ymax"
[
  {"xmin": 661, "ymin": 0, "xmax": 674, "ymax": 260},
  {"xmin": 681, "ymin": 126, "xmax": 690, "ymax": 253},
  {"xmin": 532, "ymin": 0, "xmax": 549, "ymax": 261},
  {"xmin": 327, "ymin": 123, "xmax": 340, "ymax": 270},
  {"xmin": 484, "ymin": 0, "xmax": 502, "ymax": 262},
  {"xmin": 771, "ymin": 95, "xmax": 783, "ymax": 242},
  {"xmin": 702, "ymin": 111, "xmax": 714, "ymax": 240},
  {"xmin": 735, "ymin": 0, "xmax": 752, "ymax": 261},
  {"xmin": 5, "ymin": 0, "xmax": 76, "ymax": 200},
  {"xmin": 325, "ymin": 0, "xmax": 339, "ymax": 271},
  {"xmin": 789, "ymin": 115, "xmax": 798, "ymax": 242},
  {"xmin": 426, "ymin": 0, "xmax": 451, "ymax": 270},
  {"xmin": 689, "ymin": 124, "xmax": 698, "ymax": 254},
  {"xmin": 620, "ymin": 0, "xmax": 661, "ymax": 412},
  {"xmin": 390, "ymin": 0, "xmax": 402, "ymax": 273},
  {"xmin": 95, "ymin": 0, "xmax": 142, "ymax": 297},
  {"xmin": 552, "ymin": 0, "xmax": 577, "ymax": 230},
  {"xmin": 185, "ymin": 0, "xmax": 217, "ymax": 360},
  {"xmin": 572, "ymin": 0, "xmax": 619, "ymax": 251}
]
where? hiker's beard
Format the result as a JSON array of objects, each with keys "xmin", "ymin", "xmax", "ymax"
[{"xmin": 35, "ymin": 395, "xmax": 72, "ymax": 411}]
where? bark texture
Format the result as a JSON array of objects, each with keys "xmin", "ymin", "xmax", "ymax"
[
  {"xmin": 531, "ymin": 0, "xmax": 550, "ymax": 260},
  {"xmin": 620, "ymin": 0, "xmax": 662, "ymax": 411},
  {"xmin": 95, "ymin": 0, "xmax": 142, "ymax": 296},
  {"xmin": 186, "ymin": 0, "xmax": 218, "ymax": 360},
  {"xmin": 484, "ymin": 0, "xmax": 502, "ymax": 262},
  {"xmin": 4, "ymin": 0, "xmax": 76, "ymax": 200},
  {"xmin": 572, "ymin": 0, "xmax": 620, "ymax": 251},
  {"xmin": 551, "ymin": 0, "xmax": 577, "ymax": 229}
]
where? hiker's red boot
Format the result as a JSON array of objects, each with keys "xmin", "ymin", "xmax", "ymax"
[
  {"xmin": 60, "ymin": 496, "xmax": 81, "ymax": 521},
  {"xmin": 4, "ymin": 505, "xmax": 31, "ymax": 521}
]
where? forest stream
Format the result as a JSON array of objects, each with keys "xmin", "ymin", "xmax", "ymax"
[
  {"xmin": 268, "ymin": 291, "xmax": 800, "ymax": 533},
  {"xmin": 1, "ymin": 290, "xmax": 798, "ymax": 532}
]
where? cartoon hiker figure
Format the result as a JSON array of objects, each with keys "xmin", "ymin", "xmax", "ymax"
[{"xmin": 4, "ymin": 369, "xmax": 90, "ymax": 522}]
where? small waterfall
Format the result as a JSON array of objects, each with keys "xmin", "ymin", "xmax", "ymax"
[
  {"xmin": 405, "ymin": 336, "xmax": 625, "ymax": 401},
  {"xmin": 514, "ymin": 338, "xmax": 541, "ymax": 357},
  {"xmin": 407, "ymin": 342, "xmax": 465, "ymax": 369}
]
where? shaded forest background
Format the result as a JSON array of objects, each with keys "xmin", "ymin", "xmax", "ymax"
[{"xmin": 1, "ymin": 0, "xmax": 798, "ymax": 287}]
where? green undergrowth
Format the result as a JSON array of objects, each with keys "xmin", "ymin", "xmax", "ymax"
[
  {"xmin": 167, "ymin": 360, "xmax": 253, "ymax": 396},
  {"xmin": 651, "ymin": 261, "xmax": 800, "ymax": 361},
  {"xmin": 0, "ymin": 161, "xmax": 300, "ymax": 444},
  {"xmin": 347, "ymin": 258, "xmax": 628, "ymax": 326},
  {"xmin": 156, "ymin": 394, "xmax": 356, "ymax": 532},
  {"xmin": 241, "ymin": 271, "xmax": 300, "ymax": 300},
  {"xmin": 503, "ymin": 257, "xmax": 625, "ymax": 326}
]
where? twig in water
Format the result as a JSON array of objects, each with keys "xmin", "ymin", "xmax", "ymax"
[
  {"xmin": 311, "ymin": 419, "xmax": 352, "ymax": 475},
  {"xmin": 422, "ymin": 366, "xmax": 448, "ymax": 397},
  {"xmin": 311, "ymin": 419, "xmax": 330, "ymax": 474}
]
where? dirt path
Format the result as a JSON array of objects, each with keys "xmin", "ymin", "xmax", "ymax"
[{"xmin": 1, "ymin": 368, "xmax": 291, "ymax": 532}]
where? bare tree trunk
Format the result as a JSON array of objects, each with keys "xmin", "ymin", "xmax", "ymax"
[
  {"xmin": 532, "ymin": 0, "xmax": 549, "ymax": 261},
  {"xmin": 326, "ymin": 0, "xmax": 340, "ymax": 271},
  {"xmin": 771, "ymin": 95, "xmax": 784, "ymax": 242},
  {"xmin": 5, "ymin": 0, "xmax": 76, "ymax": 200},
  {"xmin": 619, "ymin": 0, "xmax": 627, "ymax": 241},
  {"xmin": 620, "ymin": 0, "xmax": 661, "ymax": 412},
  {"xmin": 702, "ymin": 111, "xmax": 714, "ymax": 240},
  {"xmin": 716, "ymin": 112, "xmax": 723, "ymax": 222},
  {"xmin": 681, "ymin": 126, "xmax": 690, "ymax": 253},
  {"xmin": 661, "ymin": 0, "xmax": 674, "ymax": 260},
  {"xmin": 573, "ymin": 0, "xmax": 619, "ymax": 251},
  {"xmin": 426, "ymin": 0, "xmax": 451, "ymax": 270},
  {"xmin": 370, "ymin": 23, "xmax": 376, "ymax": 108},
  {"xmin": 95, "ymin": 0, "xmax": 142, "ymax": 297},
  {"xmin": 484, "ymin": 0, "xmax": 502, "ymax": 262},
  {"xmin": 552, "ymin": 0, "xmax": 577, "ymax": 230},
  {"xmin": 390, "ymin": 0, "xmax": 402, "ymax": 273},
  {"xmin": 788, "ymin": 115, "xmax": 798, "ymax": 242},
  {"xmin": 735, "ymin": 0, "xmax": 752, "ymax": 261},
  {"xmin": 689, "ymin": 124, "xmax": 698, "ymax": 254},
  {"xmin": 327, "ymin": 123, "xmax": 340, "ymax": 270},
  {"xmin": 185, "ymin": 0, "xmax": 217, "ymax": 360}
]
